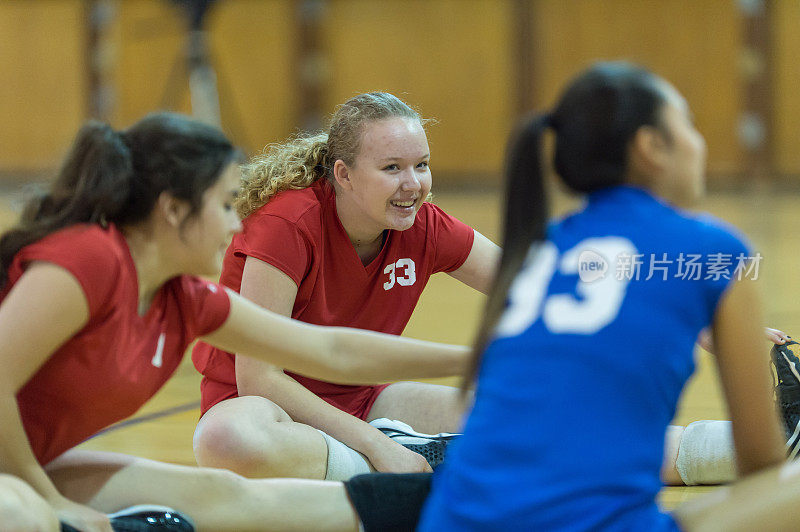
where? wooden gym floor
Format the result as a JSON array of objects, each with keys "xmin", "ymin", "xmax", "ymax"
[{"xmin": 2, "ymin": 181, "xmax": 795, "ymax": 512}]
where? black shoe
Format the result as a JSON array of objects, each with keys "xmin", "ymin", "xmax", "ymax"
[
  {"xmin": 109, "ymin": 505, "xmax": 194, "ymax": 532},
  {"xmin": 399, "ymin": 440, "xmax": 450, "ymax": 469},
  {"xmin": 771, "ymin": 339, "xmax": 800, "ymax": 457},
  {"xmin": 369, "ymin": 418, "xmax": 459, "ymax": 469}
]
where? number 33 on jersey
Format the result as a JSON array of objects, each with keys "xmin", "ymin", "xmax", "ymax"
[
  {"xmin": 383, "ymin": 258, "xmax": 417, "ymax": 290},
  {"xmin": 496, "ymin": 237, "xmax": 637, "ymax": 338}
]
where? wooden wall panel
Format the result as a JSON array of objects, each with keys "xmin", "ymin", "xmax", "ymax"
[
  {"xmin": 771, "ymin": 0, "xmax": 800, "ymax": 176},
  {"xmin": 4, "ymin": 0, "xmax": 796, "ymax": 181},
  {"xmin": 209, "ymin": 0, "xmax": 297, "ymax": 154},
  {"xmin": 323, "ymin": 0, "xmax": 515, "ymax": 181},
  {"xmin": 110, "ymin": 0, "xmax": 296, "ymax": 154},
  {"xmin": 0, "ymin": 0, "xmax": 86, "ymax": 172},
  {"xmin": 529, "ymin": 0, "xmax": 743, "ymax": 176},
  {"xmin": 111, "ymin": 1, "xmax": 189, "ymax": 123}
]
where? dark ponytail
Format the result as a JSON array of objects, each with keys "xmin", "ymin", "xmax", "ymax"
[
  {"xmin": 0, "ymin": 122, "xmax": 134, "ymax": 286},
  {"xmin": 464, "ymin": 114, "xmax": 551, "ymax": 388},
  {"xmin": 0, "ymin": 112, "xmax": 237, "ymax": 288},
  {"xmin": 464, "ymin": 62, "xmax": 668, "ymax": 388}
]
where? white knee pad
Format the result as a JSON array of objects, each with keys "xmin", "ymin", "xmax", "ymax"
[
  {"xmin": 316, "ymin": 430, "xmax": 372, "ymax": 481},
  {"xmin": 675, "ymin": 420, "xmax": 736, "ymax": 486}
]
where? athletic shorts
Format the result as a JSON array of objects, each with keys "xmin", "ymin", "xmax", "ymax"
[{"xmin": 199, "ymin": 376, "xmax": 390, "ymax": 420}]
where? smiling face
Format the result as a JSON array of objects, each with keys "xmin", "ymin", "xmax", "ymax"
[
  {"xmin": 179, "ymin": 162, "xmax": 242, "ymax": 276},
  {"xmin": 333, "ymin": 117, "xmax": 432, "ymax": 240}
]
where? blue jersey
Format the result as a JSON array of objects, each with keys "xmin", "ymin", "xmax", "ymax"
[{"xmin": 419, "ymin": 186, "xmax": 750, "ymax": 531}]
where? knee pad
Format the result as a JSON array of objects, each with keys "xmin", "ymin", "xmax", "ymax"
[
  {"xmin": 675, "ymin": 420, "xmax": 736, "ymax": 485},
  {"xmin": 317, "ymin": 430, "xmax": 372, "ymax": 481},
  {"xmin": 344, "ymin": 473, "xmax": 432, "ymax": 532}
]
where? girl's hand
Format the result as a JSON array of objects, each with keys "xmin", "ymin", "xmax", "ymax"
[
  {"xmin": 0, "ymin": 475, "xmax": 60, "ymax": 532},
  {"xmin": 51, "ymin": 496, "xmax": 112, "ymax": 532},
  {"xmin": 764, "ymin": 327, "xmax": 790, "ymax": 345},
  {"xmin": 365, "ymin": 438, "xmax": 433, "ymax": 474}
]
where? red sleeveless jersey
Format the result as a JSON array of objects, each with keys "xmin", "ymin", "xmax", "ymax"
[{"xmin": 7, "ymin": 224, "xmax": 230, "ymax": 464}]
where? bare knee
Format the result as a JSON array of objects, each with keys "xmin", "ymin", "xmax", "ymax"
[
  {"xmin": 193, "ymin": 413, "xmax": 261, "ymax": 471},
  {"xmin": 193, "ymin": 397, "xmax": 291, "ymax": 477}
]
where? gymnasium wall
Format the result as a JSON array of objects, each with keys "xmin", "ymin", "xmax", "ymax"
[
  {"xmin": 0, "ymin": 0, "xmax": 87, "ymax": 171},
  {"xmin": 0, "ymin": 0, "xmax": 793, "ymax": 182}
]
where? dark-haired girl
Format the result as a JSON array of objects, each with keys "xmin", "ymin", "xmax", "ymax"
[
  {"xmin": 418, "ymin": 62, "xmax": 786, "ymax": 530},
  {"xmin": 0, "ymin": 112, "xmax": 469, "ymax": 532}
]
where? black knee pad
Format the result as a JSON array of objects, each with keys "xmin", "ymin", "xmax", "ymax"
[{"xmin": 344, "ymin": 472, "xmax": 433, "ymax": 532}]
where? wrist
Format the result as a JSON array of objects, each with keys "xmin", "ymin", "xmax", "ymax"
[
  {"xmin": 44, "ymin": 492, "xmax": 70, "ymax": 511},
  {"xmin": 16, "ymin": 471, "xmax": 61, "ymax": 504},
  {"xmin": 355, "ymin": 426, "xmax": 393, "ymax": 458},
  {"xmin": 442, "ymin": 345, "xmax": 470, "ymax": 375}
]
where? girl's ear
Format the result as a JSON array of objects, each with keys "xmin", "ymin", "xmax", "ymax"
[
  {"xmin": 332, "ymin": 159, "xmax": 353, "ymax": 191},
  {"xmin": 156, "ymin": 191, "xmax": 191, "ymax": 228},
  {"xmin": 629, "ymin": 125, "xmax": 669, "ymax": 177}
]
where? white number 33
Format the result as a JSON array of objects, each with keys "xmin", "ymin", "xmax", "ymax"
[{"xmin": 383, "ymin": 258, "xmax": 416, "ymax": 290}]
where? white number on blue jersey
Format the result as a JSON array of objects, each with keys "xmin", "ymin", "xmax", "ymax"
[
  {"xmin": 495, "ymin": 237, "xmax": 637, "ymax": 338},
  {"xmin": 384, "ymin": 259, "xmax": 416, "ymax": 290},
  {"xmin": 494, "ymin": 243, "xmax": 558, "ymax": 337}
]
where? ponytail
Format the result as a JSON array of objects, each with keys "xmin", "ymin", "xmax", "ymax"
[
  {"xmin": 236, "ymin": 133, "xmax": 329, "ymax": 219},
  {"xmin": 0, "ymin": 112, "xmax": 237, "ymax": 289},
  {"xmin": 0, "ymin": 121, "xmax": 133, "ymax": 287},
  {"xmin": 464, "ymin": 114, "xmax": 551, "ymax": 389},
  {"xmin": 464, "ymin": 62, "xmax": 669, "ymax": 388}
]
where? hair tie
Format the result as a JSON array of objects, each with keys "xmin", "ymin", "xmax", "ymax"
[{"xmin": 117, "ymin": 129, "xmax": 132, "ymax": 150}]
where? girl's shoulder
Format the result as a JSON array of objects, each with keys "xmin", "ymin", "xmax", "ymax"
[
  {"xmin": 256, "ymin": 180, "xmax": 330, "ymax": 223},
  {"xmin": 23, "ymin": 223, "xmax": 126, "ymax": 266}
]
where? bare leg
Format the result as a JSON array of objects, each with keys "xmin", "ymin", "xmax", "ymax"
[
  {"xmin": 674, "ymin": 459, "xmax": 800, "ymax": 531},
  {"xmin": 195, "ymin": 384, "xmax": 468, "ymax": 480},
  {"xmin": 662, "ymin": 425, "xmax": 686, "ymax": 485},
  {"xmin": 366, "ymin": 381, "xmax": 468, "ymax": 434},
  {"xmin": 193, "ymin": 395, "xmax": 328, "ymax": 479},
  {"xmin": 45, "ymin": 449, "xmax": 358, "ymax": 532},
  {"xmin": 0, "ymin": 474, "xmax": 60, "ymax": 532}
]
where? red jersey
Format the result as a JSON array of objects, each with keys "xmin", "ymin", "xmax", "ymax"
[
  {"xmin": 193, "ymin": 179, "xmax": 474, "ymax": 416},
  {"xmin": 6, "ymin": 224, "xmax": 230, "ymax": 465}
]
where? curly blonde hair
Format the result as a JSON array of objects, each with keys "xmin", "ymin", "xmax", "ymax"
[{"xmin": 237, "ymin": 92, "xmax": 429, "ymax": 218}]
